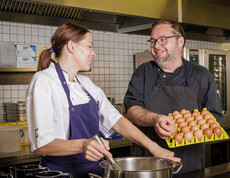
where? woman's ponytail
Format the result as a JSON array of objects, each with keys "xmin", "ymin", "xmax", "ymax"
[{"xmin": 37, "ymin": 48, "xmax": 53, "ymax": 71}]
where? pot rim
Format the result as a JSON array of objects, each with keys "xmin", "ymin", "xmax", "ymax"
[
  {"xmin": 9, "ymin": 165, "xmax": 42, "ymax": 171},
  {"xmin": 100, "ymin": 157, "xmax": 175, "ymax": 172}
]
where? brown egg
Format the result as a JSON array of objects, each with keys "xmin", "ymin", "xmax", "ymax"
[
  {"xmin": 184, "ymin": 132, "xmax": 193, "ymax": 142},
  {"xmin": 190, "ymin": 125, "xmax": 199, "ymax": 132},
  {"xmin": 185, "ymin": 116, "xmax": 194, "ymax": 123},
  {"xmin": 194, "ymin": 114, "xmax": 203, "ymax": 121},
  {"xmin": 172, "ymin": 110, "xmax": 180, "ymax": 116},
  {"xmin": 193, "ymin": 130, "xmax": 203, "ymax": 141},
  {"xmin": 183, "ymin": 113, "xmax": 191, "ymax": 119},
  {"xmin": 206, "ymin": 118, "xmax": 215, "ymax": 125},
  {"xmin": 191, "ymin": 111, "xmax": 199, "ymax": 117},
  {"xmin": 168, "ymin": 124, "xmax": 177, "ymax": 135},
  {"xmin": 203, "ymin": 113, "xmax": 212, "ymax": 120},
  {"xmin": 176, "ymin": 117, "xmax": 184, "ymax": 124},
  {"xmin": 181, "ymin": 126, "xmax": 190, "ymax": 133},
  {"xmin": 178, "ymin": 121, "xmax": 187, "ymax": 128},
  {"xmin": 180, "ymin": 109, "xmax": 188, "ymax": 115},
  {"xmin": 209, "ymin": 122, "xmax": 218, "ymax": 129},
  {"xmin": 213, "ymin": 127, "xmax": 222, "ymax": 138},
  {"xmin": 174, "ymin": 133, "xmax": 183, "ymax": 144},
  {"xmin": 174, "ymin": 113, "xmax": 182, "ymax": 120},
  {"xmin": 200, "ymin": 123, "xmax": 209, "ymax": 130},
  {"xmin": 197, "ymin": 119, "xmax": 206, "ymax": 126},
  {"xmin": 200, "ymin": 110, "xmax": 209, "ymax": 116},
  {"xmin": 188, "ymin": 120, "xmax": 197, "ymax": 127},
  {"xmin": 203, "ymin": 128, "xmax": 213, "ymax": 139}
]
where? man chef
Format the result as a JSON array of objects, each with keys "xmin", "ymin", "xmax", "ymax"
[{"xmin": 124, "ymin": 19, "xmax": 223, "ymax": 174}]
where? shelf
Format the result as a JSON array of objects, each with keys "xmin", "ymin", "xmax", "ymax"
[
  {"xmin": 0, "ymin": 68, "xmax": 36, "ymax": 85},
  {"xmin": 0, "ymin": 68, "xmax": 37, "ymax": 72},
  {"xmin": 109, "ymin": 139, "xmax": 133, "ymax": 149}
]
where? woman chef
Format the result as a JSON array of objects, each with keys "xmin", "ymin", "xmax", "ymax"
[{"xmin": 26, "ymin": 23, "xmax": 180, "ymax": 178}]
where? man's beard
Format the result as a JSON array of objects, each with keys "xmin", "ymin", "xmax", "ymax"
[
  {"xmin": 152, "ymin": 50, "xmax": 175, "ymax": 69},
  {"xmin": 151, "ymin": 43, "xmax": 179, "ymax": 69}
]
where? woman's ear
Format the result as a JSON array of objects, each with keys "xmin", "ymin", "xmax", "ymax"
[{"xmin": 66, "ymin": 40, "xmax": 75, "ymax": 54}]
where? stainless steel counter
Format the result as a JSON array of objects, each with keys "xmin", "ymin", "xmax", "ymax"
[
  {"xmin": 0, "ymin": 140, "xmax": 230, "ymax": 177},
  {"xmin": 0, "ymin": 139, "xmax": 133, "ymax": 168},
  {"xmin": 174, "ymin": 162, "xmax": 230, "ymax": 178},
  {"xmin": 0, "ymin": 146, "xmax": 41, "ymax": 168}
]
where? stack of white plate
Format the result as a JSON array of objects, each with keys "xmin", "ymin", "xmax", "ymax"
[
  {"xmin": 17, "ymin": 101, "xmax": 26, "ymax": 121},
  {"xmin": 4, "ymin": 102, "xmax": 18, "ymax": 122},
  {"xmin": 0, "ymin": 103, "xmax": 4, "ymax": 123}
]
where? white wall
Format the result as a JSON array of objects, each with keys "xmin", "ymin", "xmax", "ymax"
[{"xmin": 0, "ymin": 21, "xmax": 230, "ymax": 103}]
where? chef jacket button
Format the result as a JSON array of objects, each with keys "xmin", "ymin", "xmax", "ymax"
[
  {"xmin": 71, "ymin": 108, "xmax": 74, "ymax": 111},
  {"xmin": 163, "ymin": 74, "xmax": 166, "ymax": 78}
]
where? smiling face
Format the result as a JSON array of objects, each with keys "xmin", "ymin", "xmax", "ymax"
[
  {"xmin": 74, "ymin": 32, "xmax": 96, "ymax": 71},
  {"xmin": 150, "ymin": 24, "xmax": 184, "ymax": 69}
]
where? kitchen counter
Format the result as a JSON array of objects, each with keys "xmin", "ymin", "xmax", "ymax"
[
  {"xmin": 175, "ymin": 162, "xmax": 230, "ymax": 178},
  {"xmin": 0, "ymin": 145, "xmax": 41, "ymax": 168},
  {"xmin": 0, "ymin": 139, "xmax": 230, "ymax": 177},
  {"xmin": 0, "ymin": 139, "xmax": 132, "ymax": 168}
]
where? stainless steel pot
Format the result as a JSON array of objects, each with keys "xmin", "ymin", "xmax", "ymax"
[
  {"xmin": 25, "ymin": 170, "xmax": 73, "ymax": 178},
  {"xmin": 9, "ymin": 165, "xmax": 49, "ymax": 178},
  {"xmin": 89, "ymin": 157, "xmax": 183, "ymax": 178}
]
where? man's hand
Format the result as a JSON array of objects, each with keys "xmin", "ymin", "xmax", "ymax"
[{"xmin": 154, "ymin": 114, "xmax": 177, "ymax": 139}]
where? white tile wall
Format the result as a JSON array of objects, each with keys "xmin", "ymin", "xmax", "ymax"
[{"xmin": 1, "ymin": 20, "xmax": 230, "ymax": 104}]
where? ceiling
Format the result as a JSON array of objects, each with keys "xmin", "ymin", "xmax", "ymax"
[{"xmin": 0, "ymin": 0, "xmax": 230, "ymax": 43}]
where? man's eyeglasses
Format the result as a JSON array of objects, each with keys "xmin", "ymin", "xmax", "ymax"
[{"xmin": 147, "ymin": 35, "xmax": 180, "ymax": 47}]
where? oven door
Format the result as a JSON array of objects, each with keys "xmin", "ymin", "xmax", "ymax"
[{"xmin": 201, "ymin": 49, "xmax": 230, "ymax": 116}]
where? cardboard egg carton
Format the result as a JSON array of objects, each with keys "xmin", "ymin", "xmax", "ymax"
[{"xmin": 166, "ymin": 108, "xmax": 229, "ymax": 148}]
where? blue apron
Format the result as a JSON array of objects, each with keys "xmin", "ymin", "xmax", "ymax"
[
  {"xmin": 40, "ymin": 63, "xmax": 103, "ymax": 178},
  {"xmin": 132, "ymin": 61, "xmax": 205, "ymax": 175}
]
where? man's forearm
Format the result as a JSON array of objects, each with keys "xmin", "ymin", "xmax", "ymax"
[{"xmin": 126, "ymin": 105, "xmax": 160, "ymax": 126}]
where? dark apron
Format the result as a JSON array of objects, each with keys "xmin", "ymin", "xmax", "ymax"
[
  {"xmin": 133, "ymin": 63, "xmax": 205, "ymax": 175},
  {"xmin": 40, "ymin": 63, "xmax": 102, "ymax": 178}
]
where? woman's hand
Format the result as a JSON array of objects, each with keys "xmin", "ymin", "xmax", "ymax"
[
  {"xmin": 83, "ymin": 137, "xmax": 112, "ymax": 161},
  {"xmin": 150, "ymin": 143, "xmax": 181, "ymax": 163}
]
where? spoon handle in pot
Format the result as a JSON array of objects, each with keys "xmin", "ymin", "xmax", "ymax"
[{"xmin": 93, "ymin": 134, "xmax": 122, "ymax": 170}]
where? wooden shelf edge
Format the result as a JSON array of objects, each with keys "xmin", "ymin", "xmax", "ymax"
[{"xmin": 0, "ymin": 68, "xmax": 37, "ymax": 72}]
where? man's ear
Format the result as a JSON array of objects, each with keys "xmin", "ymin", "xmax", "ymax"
[
  {"xmin": 178, "ymin": 36, "xmax": 184, "ymax": 48},
  {"xmin": 66, "ymin": 40, "xmax": 75, "ymax": 54}
]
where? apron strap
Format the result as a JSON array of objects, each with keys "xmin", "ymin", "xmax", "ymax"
[
  {"xmin": 183, "ymin": 59, "xmax": 190, "ymax": 87},
  {"xmin": 55, "ymin": 63, "xmax": 73, "ymax": 107},
  {"xmin": 75, "ymin": 77, "xmax": 92, "ymax": 97}
]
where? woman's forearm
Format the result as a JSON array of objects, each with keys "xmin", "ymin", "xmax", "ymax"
[
  {"xmin": 112, "ymin": 117, "xmax": 181, "ymax": 162},
  {"xmin": 112, "ymin": 117, "xmax": 158, "ymax": 151},
  {"xmin": 35, "ymin": 138, "xmax": 87, "ymax": 156}
]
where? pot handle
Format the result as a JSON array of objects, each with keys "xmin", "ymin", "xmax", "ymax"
[
  {"xmin": 62, "ymin": 172, "xmax": 74, "ymax": 178},
  {"xmin": 88, "ymin": 173, "xmax": 103, "ymax": 178},
  {"xmin": 173, "ymin": 162, "xmax": 183, "ymax": 174}
]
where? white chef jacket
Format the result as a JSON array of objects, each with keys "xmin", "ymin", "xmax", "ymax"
[{"xmin": 26, "ymin": 62, "xmax": 122, "ymax": 151}]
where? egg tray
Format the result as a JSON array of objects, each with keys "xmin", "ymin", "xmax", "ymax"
[{"xmin": 165, "ymin": 109, "xmax": 230, "ymax": 148}]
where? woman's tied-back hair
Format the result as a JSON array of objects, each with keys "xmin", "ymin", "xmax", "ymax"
[
  {"xmin": 37, "ymin": 23, "xmax": 89, "ymax": 71},
  {"xmin": 151, "ymin": 19, "xmax": 186, "ymax": 47}
]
